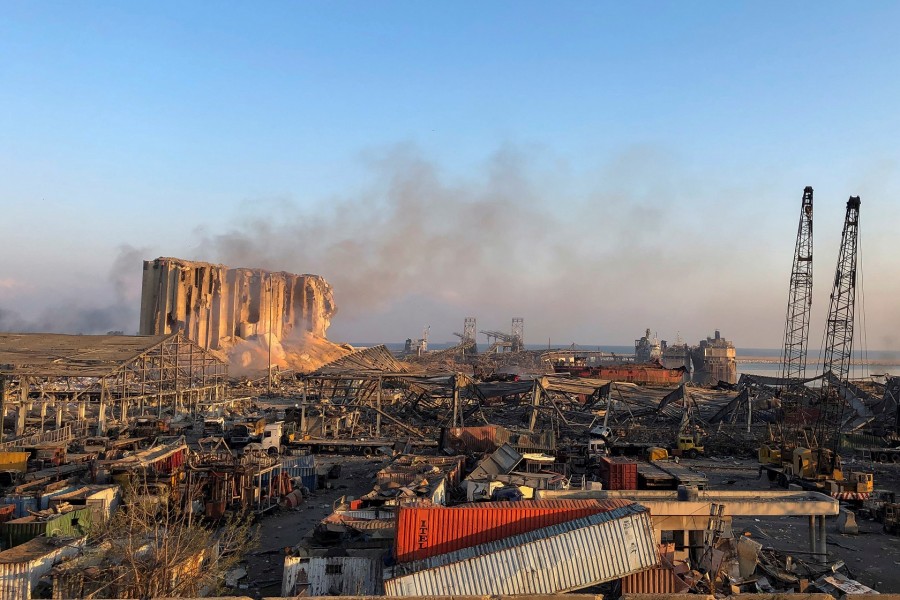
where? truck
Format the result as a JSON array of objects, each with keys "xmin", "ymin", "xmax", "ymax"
[
  {"xmin": 260, "ymin": 421, "xmax": 284, "ymax": 455},
  {"xmin": 202, "ymin": 417, "xmax": 226, "ymax": 437},
  {"xmin": 228, "ymin": 416, "xmax": 267, "ymax": 447}
]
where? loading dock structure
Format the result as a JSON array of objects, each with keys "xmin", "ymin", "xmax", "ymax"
[{"xmin": 537, "ymin": 489, "xmax": 839, "ymax": 564}]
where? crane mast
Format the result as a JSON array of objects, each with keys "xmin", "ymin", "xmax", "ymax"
[
  {"xmin": 817, "ymin": 195, "xmax": 861, "ymax": 447},
  {"xmin": 779, "ymin": 186, "xmax": 814, "ymax": 388}
]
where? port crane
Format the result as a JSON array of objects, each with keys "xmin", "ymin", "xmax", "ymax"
[
  {"xmin": 761, "ymin": 195, "xmax": 873, "ymax": 499},
  {"xmin": 779, "ymin": 186, "xmax": 815, "ymax": 389},
  {"xmin": 760, "ymin": 187, "xmax": 815, "ymax": 466}
]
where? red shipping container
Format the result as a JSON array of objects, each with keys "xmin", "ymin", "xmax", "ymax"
[
  {"xmin": 598, "ymin": 456, "xmax": 638, "ymax": 490},
  {"xmin": 394, "ymin": 498, "xmax": 633, "ymax": 563}
]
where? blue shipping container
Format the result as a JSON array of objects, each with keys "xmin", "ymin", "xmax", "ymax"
[{"xmin": 0, "ymin": 496, "xmax": 38, "ymax": 518}]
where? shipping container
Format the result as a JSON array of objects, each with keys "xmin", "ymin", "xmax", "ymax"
[
  {"xmin": 283, "ymin": 554, "xmax": 384, "ymax": 597},
  {"xmin": 444, "ymin": 426, "xmax": 554, "ymax": 454},
  {"xmin": 1, "ymin": 508, "xmax": 92, "ymax": 548},
  {"xmin": 621, "ymin": 566, "xmax": 679, "ymax": 593},
  {"xmin": 38, "ymin": 487, "xmax": 78, "ymax": 511},
  {"xmin": 281, "ymin": 455, "xmax": 318, "ymax": 491},
  {"xmin": 46, "ymin": 485, "xmax": 120, "ymax": 523},
  {"xmin": 0, "ymin": 497, "xmax": 38, "ymax": 519},
  {"xmin": 597, "ymin": 456, "xmax": 638, "ymax": 491},
  {"xmin": 385, "ymin": 503, "xmax": 658, "ymax": 596},
  {"xmin": 0, "ymin": 536, "xmax": 85, "ymax": 600},
  {"xmin": 0, "ymin": 452, "xmax": 30, "ymax": 473},
  {"xmin": 394, "ymin": 498, "xmax": 632, "ymax": 563}
]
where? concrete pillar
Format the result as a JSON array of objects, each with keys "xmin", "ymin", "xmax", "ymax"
[
  {"xmin": 97, "ymin": 386, "xmax": 107, "ymax": 436},
  {"xmin": 121, "ymin": 400, "xmax": 129, "ymax": 425},
  {"xmin": 16, "ymin": 380, "xmax": 28, "ymax": 437},
  {"xmin": 818, "ymin": 515, "xmax": 827, "ymax": 563},
  {"xmin": 40, "ymin": 402, "xmax": 47, "ymax": 432},
  {"xmin": 0, "ymin": 376, "xmax": 7, "ymax": 444},
  {"xmin": 376, "ymin": 376, "xmax": 382, "ymax": 438},
  {"xmin": 16, "ymin": 403, "xmax": 27, "ymax": 436},
  {"xmin": 808, "ymin": 515, "xmax": 816, "ymax": 554},
  {"xmin": 55, "ymin": 405, "xmax": 64, "ymax": 429},
  {"xmin": 78, "ymin": 401, "xmax": 86, "ymax": 421}
]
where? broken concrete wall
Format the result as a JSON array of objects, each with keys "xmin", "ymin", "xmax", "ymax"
[{"xmin": 139, "ymin": 257, "xmax": 337, "ymax": 351}]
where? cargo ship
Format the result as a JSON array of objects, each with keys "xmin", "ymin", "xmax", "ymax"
[
  {"xmin": 690, "ymin": 330, "xmax": 737, "ymax": 385},
  {"xmin": 553, "ymin": 358, "xmax": 687, "ymax": 385}
]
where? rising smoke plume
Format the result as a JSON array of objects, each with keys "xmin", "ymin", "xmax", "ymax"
[
  {"xmin": 0, "ymin": 244, "xmax": 146, "ymax": 335},
  {"xmin": 189, "ymin": 143, "xmax": 742, "ymax": 344}
]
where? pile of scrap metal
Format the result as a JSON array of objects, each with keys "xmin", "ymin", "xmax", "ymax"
[
  {"xmin": 661, "ymin": 529, "xmax": 877, "ymax": 597},
  {"xmin": 185, "ymin": 441, "xmax": 310, "ymax": 516},
  {"xmin": 359, "ymin": 454, "xmax": 466, "ymax": 508},
  {"xmin": 739, "ymin": 373, "xmax": 900, "ymax": 461},
  {"xmin": 461, "ymin": 443, "xmax": 573, "ymax": 501}
]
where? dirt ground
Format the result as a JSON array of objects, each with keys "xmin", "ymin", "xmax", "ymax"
[
  {"xmin": 693, "ymin": 455, "xmax": 900, "ymax": 592},
  {"xmin": 236, "ymin": 456, "xmax": 387, "ymax": 599}
]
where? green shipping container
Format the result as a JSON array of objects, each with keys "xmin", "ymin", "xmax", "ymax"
[{"xmin": 1, "ymin": 507, "xmax": 92, "ymax": 548}]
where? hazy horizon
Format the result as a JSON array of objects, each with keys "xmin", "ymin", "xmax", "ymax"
[{"xmin": 2, "ymin": 3, "xmax": 899, "ymax": 351}]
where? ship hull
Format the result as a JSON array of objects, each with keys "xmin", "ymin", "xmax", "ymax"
[{"xmin": 554, "ymin": 363, "xmax": 686, "ymax": 385}]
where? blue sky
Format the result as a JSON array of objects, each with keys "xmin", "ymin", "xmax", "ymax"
[{"xmin": 2, "ymin": 2, "xmax": 899, "ymax": 352}]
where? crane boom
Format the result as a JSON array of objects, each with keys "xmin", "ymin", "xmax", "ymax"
[
  {"xmin": 821, "ymin": 196, "xmax": 861, "ymax": 383},
  {"xmin": 779, "ymin": 186, "xmax": 814, "ymax": 388},
  {"xmin": 817, "ymin": 195, "xmax": 861, "ymax": 446}
]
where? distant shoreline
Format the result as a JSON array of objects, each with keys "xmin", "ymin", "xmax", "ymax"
[{"xmin": 736, "ymin": 355, "xmax": 900, "ymax": 367}]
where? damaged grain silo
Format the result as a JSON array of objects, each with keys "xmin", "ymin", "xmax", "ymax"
[{"xmin": 139, "ymin": 257, "xmax": 347, "ymax": 373}]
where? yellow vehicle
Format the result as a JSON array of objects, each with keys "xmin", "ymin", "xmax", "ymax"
[{"xmin": 676, "ymin": 434, "xmax": 704, "ymax": 458}]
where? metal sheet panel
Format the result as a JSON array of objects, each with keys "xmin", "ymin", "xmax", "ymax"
[
  {"xmin": 621, "ymin": 566, "xmax": 678, "ymax": 593},
  {"xmin": 282, "ymin": 555, "xmax": 306, "ymax": 597},
  {"xmin": 38, "ymin": 487, "xmax": 77, "ymax": 511},
  {"xmin": 307, "ymin": 557, "xmax": 380, "ymax": 596},
  {"xmin": 0, "ymin": 536, "xmax": 84, "ymax": 600},
  {"xmin": 281, "ymin": 454, "xmax": 316, "ymax": 472},
  {"xmin": 385, "ymin": 504, "xmax": 658, "ymax": 596}
]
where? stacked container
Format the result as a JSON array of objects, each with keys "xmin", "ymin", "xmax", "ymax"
[{"xmin": 597, "ymin": 456, "xmax": 638, "ymax": 490}]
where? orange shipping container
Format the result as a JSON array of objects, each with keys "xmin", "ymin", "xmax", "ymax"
[{"xmin": 394, "ymin": 498, "xmax": 633, "ymax": 563}]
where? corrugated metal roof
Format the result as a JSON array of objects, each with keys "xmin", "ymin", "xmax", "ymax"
[
  {"xmin": 540, "ymin": 376, "xmax": 612, "ymax": 395},
  {"xmin": 386, "ymin": 503, "xmax": 658, "ymax": 595},
  {"xmin": 0, "ymin": 333, "xmax": 174, "ymax": 377},
  {"xmin": 314, "ymin": 345, "xmax": 411, "ymax": 374}
]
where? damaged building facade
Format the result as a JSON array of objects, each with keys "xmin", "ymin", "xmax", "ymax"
[{"xmin": 139, "ymin": 257, "xmax": 337, "ymax": 351}]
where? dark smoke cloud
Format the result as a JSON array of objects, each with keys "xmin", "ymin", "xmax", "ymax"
[{"xmin": 0, "ymin": 244, "xmax": 146, "ymax": 335}]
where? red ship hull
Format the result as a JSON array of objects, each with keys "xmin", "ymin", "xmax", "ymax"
[{"xmin": 554, "ymin": 362, "xmax": 686, "ymax": 385}]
